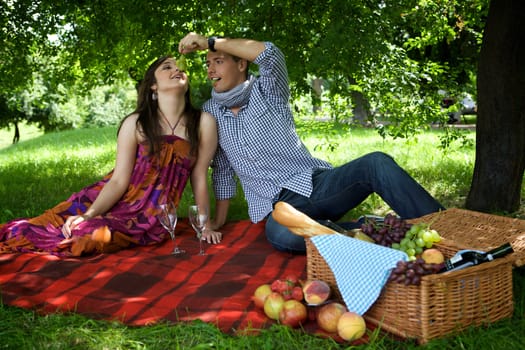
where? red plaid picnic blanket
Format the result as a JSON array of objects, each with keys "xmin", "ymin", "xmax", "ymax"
[{"xmin": 0, "ymin": 220, "xmax": 307, "ymax": 333}]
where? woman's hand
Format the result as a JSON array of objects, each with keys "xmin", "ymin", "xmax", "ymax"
[
  {"xmin": 61, "ymin": 215, "xmax": 88, "ymax": 238},
  {"xmin": 208, "ymin": 218, "xmax": 224, "ymax": 231},
  {"xmin": 201, "ymin": 228, "xmax": 222, "ymax": 244}
]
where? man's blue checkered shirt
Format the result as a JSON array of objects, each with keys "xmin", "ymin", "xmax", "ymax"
[{"xmin": 203, "ymin": 42, "xmax": 332, "ymax": 223}]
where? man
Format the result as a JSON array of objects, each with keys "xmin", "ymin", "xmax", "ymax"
[{"xmin": 179, "ymin": 33, "xmax": 445, "ymax": 254}]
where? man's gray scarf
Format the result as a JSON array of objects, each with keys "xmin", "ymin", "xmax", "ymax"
[{"xmin": 211, "ymin": 75, "xmax": 256, "ymax": 108}]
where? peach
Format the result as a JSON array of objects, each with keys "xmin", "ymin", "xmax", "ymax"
[
  {"xmin": 92, "ymin": 225, "xmax": 111, "ymax": 242},
  {"xmin": 263, "ymin": 292, "xmax": 285, "ymax": 320},
  {"xmin": 421, "ymin": 248, "xmax": 445, "ymax": 264},
  {"xmin": 252, "ymin": 284, "xmax": 272, "ymax": 308},
  {"xmin": 278, "ymin": 299, "xmax": 308, "ymax": 327},
  {"xmin": 302, "ymin": 280, "xmax": 331, "ymax": 305},
  {"xmin": 337, "ymin": 311, "xmax": 366, "ymax": 342},
  {"xmin": 317, "ymin": 302, "xmax": 347, "ymax": 333}
]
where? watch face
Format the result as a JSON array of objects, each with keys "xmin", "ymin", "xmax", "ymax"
[{"xmin": 208, "ymin": 37, "xmax": 217, "ymax": 52}]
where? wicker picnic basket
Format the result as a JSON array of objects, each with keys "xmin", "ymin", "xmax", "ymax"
[{"xmin": 306, "ymin": 208, "xmax": 525, "ymax": 344}]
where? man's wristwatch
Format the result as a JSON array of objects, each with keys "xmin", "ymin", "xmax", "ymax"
[{"xmin": 208, "ymin": 36, "xmax": 218, "ymax": 52}]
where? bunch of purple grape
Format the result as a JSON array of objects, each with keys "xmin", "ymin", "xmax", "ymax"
[
  {"xmin": 360, "ymin": 213, "xmax": 412, "ymax": 247},
  {"xmin": 388, "ymin": 258, "xmax": 444, "ymax": 286}
]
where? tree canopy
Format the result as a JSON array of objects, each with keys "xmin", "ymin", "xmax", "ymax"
[
  {"xmin": 1, "ymin": 0, "xmax": 488, "ymax": 132},
  {"xmin": 5, "ymin": 0, "xmax": 524, "ymax": 215}
]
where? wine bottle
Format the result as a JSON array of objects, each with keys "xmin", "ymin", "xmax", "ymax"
[{"xmin": 440, "ymin": 243, "xmax": 514, "ymax": 273}]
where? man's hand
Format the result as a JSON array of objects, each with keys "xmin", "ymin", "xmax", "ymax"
[{"xmin": 179, "ymin": 32, "xmax": 208, "ymax": 54}]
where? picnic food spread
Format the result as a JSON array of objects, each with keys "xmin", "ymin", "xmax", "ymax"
[
  {"xmin": 271, "ymin": 201, "xmax": 514, "ymax": 284},
  {"xmin": 269, "ymin": 204, "xmax": 523, "ymax": 344},
  {"xmin": 251, "ymin": 274, "xmax": 367, "ymax": 342},
  {"xmin": 272, "ymin": 202, "xmax": 442, "ymax": 286}
]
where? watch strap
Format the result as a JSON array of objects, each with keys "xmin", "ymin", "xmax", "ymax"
[{"xmin": 208, "ymin": 36, "xmax": 218, "ymax": 52}]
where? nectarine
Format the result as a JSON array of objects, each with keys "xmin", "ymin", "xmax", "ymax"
[
  {"xmin": 337, "ymin": 311, "xmax": 366, "ymax": 342},
  {"xmin": 252, "ymin": 284, "xmax": 272, "ymax": 308},
  {"xmin": 317, "ymin": 302, "xmax": 347, "ymax": 333},
  {"xmin": 263, "ymin": 292, "xmax": 285, "ymax": 320},
  {"xmin": 279, "ymin": 299, "xmax": 307, "ymax": 327},
  {"xmin": 421, "ymin": 248, "xmax": 445, "ymax": 264},
  {"xmin": 302, "ymin": 280, "xmax": 331, "ymax": 305}
]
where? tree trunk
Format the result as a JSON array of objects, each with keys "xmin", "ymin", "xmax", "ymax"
[
  {"xmin": 351, "ymin": 90, "xmax": 370, "ymax": 124},
  {"xmin": 347, "ymin": 76, "xmax": 370, "ymax": 124},
  {"xmin": 466, "ymin": 0, "xmax": 525, "ymax": 213},
  {"xmin": 311, "ymin": 78, "xmax": 324, "ymax": 113},
  {"xmin": 12, "ymin": 121, "xmax": 20, "ymax": 144}
]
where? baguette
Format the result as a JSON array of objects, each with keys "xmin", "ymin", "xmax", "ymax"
[{"xmin": 271, "ymin": 201, "xmax": 337, "ymax": 238}]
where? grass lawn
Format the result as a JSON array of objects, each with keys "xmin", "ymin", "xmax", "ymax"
[{"xmin": 1, "ymin": 121, "xmax": 524, "ymax": 349}]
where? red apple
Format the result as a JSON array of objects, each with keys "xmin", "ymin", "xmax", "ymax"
[
  {"xmin": 278, "ymin": 299, "xmax": 308, "ymax": 327},
  {"xmin": 263, "ymin": 292, "xmax": 285, "ymax": 320},
  {"xmin": 316, "ymin": 302, "xmax": 347, "ymax": 333},
  {"xmin": 252, "ymin": 284, "xmax": 272, "ymax": 308},
  {"xmin": 337, "ymin": 311, "xmax": 366, "ymax": 342},
  {"xmin": 302, "ymin": 280, "xmax": 331, "ymax": 305}
]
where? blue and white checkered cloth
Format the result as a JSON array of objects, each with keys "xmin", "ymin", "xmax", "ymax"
[{"xmin": 311, "ymin": 234, "xmax": 408, "ymax": 315}]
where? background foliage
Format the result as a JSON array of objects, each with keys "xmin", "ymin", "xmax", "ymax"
[{"xmin": 0, "ymin": 0, "xmax": 488, "ymax": 138}]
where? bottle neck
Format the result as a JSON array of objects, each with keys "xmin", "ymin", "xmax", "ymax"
[{"xmin": 486, "ymin": 243, "xmax": 514, "ymax": 259}]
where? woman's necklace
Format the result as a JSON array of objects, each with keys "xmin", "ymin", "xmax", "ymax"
[{"xmin": 160, "ymin": 111, "xmax": 183, "ymax": 135}]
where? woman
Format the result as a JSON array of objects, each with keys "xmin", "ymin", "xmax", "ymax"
[{"xmin": 0, "ymin": 55, "xmax": 221, "ymax": 256}]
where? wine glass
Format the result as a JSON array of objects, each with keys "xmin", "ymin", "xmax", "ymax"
[
  {"xmin": 188, "ymin": 204, "xmax": 208, "ymax": 256},
  {"xmin": 158, "ymin": 202, "xmax": 185, "ymax": 255}
]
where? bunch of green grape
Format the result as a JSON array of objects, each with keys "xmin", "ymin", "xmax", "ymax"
[
  {"xmin": 391, "ymin": 223, "xmax": 442, "ymax": 261},
  {"xmin": 177, "ymin": 56, "xmax": 187, "ymax": 71}
]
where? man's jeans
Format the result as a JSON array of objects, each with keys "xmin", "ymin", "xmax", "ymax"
[{"xmin": 265, "ymin": 151, "xmax": 445, "ymax": 254}]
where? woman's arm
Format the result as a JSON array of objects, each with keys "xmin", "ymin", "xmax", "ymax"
[
  {"xmin": 190, "ymin": 111, "xmax": 222, "ymax": 244},
  {"xmin": 62, "ymin": 115, "xmax": 139, "ymax": 237}
]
